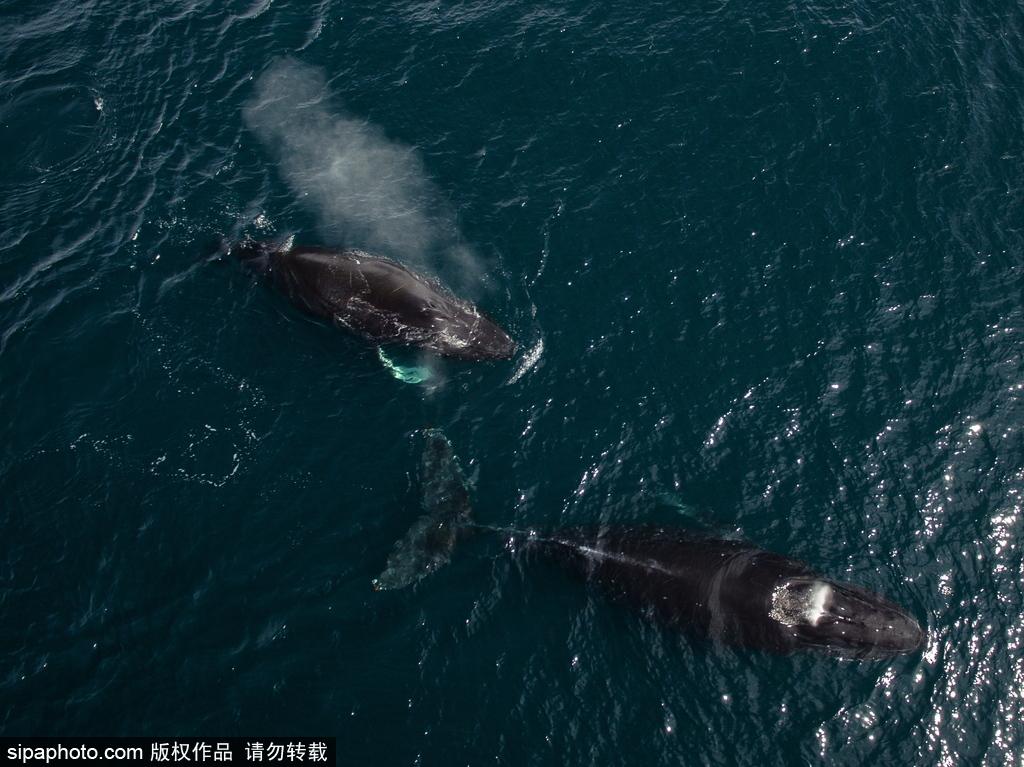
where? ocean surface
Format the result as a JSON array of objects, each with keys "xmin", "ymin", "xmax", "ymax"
[{"xmin": 2, "ymin": 0, "xmax": 1023, "ymax": 763}]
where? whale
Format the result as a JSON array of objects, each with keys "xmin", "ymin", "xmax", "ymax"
[
  {"xmin": 375, "ymin": 431, "xmax": 925, "ymax": 660},
  {"xmin": 228, "ymin": 239, "xmax": 516, "ymax": 360},
  {"xmin": 518, "ymin": 527, "xmax": 924, "ymax": 658}
]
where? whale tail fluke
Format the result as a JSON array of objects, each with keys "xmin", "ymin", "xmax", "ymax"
[{"xmin": 373, "ymin": 429, "xmax": 473, "ymax": 590}]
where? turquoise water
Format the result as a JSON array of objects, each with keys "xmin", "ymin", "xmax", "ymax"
[{"xmin": 2, "ymin": 0, "xmax": 1023, "ymax": 763}]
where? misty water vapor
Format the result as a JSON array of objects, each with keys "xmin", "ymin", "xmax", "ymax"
[{"xmin": 243, "ymin": 58, "xmax": 483, "ymax": 294}]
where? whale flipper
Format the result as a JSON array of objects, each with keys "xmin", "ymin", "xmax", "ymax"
[
  {"xmin": 377, "ymin": 347, "xmax": 432, "ymax": 385},
  {"xmin": 373, "ymin": 430, "xmax": 472, "ymax": 590}
]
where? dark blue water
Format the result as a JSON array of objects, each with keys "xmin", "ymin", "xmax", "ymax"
[{"xmin": 2, "ymin": 0, "xmax": 1023, "ymax": 763}]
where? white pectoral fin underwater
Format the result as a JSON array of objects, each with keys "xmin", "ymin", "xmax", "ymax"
[
  {"xmin": 376, "ymin": 347, "xmax": 432, "ymax": 385},
  {"xmin": 375, "ymin": 433, "xmax": 924, "ymax": 660}
]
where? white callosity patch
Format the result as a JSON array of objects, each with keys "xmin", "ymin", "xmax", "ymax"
[{"xmin": 770, "ymin": 580, "xmax": 833, "ymax": 626}]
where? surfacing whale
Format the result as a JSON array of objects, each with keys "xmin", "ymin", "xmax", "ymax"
[
  {"xmin": 229, "ymin": 239, "xmax": 516, "ymax": 360},
  {"xmin": 522, "ymin": 527, "xmax": 924, "ymax": 659},
  {"xmin": 375, "ymin": 432, "xmax": 925, "ymax": 660}
]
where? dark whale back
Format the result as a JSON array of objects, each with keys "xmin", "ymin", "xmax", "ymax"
[
  {"xmin": 528, "ymin": 527, "xmax": 811, "ymax": 652},
  {"xmin": 526, "ymin": 526, "xmax": 923, "ymax": 658},
  {"xmin": 270, "ymin": 247, "xmax": 440, "ymax": 331},
  {"xmin": 233, "ymin": 240, "xmax": 516, "ymax": 360}
]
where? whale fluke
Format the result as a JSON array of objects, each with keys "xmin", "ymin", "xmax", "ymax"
[{"xmin": 373, "ymin": 430, "xmax": 473, "ymax": 590}]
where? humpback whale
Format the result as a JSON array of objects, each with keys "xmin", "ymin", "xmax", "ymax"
[
  {"xmin": 375, "ymin": 432, "xmax": 925, "ymax": 660},
  {"xmin": 229, "ymin": 239, "xmax": 516, "ymax": 360}
]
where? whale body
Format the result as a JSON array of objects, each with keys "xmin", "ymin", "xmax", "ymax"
[
  {"xmin": 376, "ymin": 432, "xmax": 925, "ymax": 660},
  {"xmin": 522, "ymin": 527, "xmax": 924, "ymax": 659},
  {"xmin": 230, "ymin": 239, "xmax": 516, "ymax": 360}
]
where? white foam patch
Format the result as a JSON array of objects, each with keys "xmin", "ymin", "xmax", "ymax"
[{"xmin": 508, "ymin": 337, "xmax": 543, "ymax": 384}]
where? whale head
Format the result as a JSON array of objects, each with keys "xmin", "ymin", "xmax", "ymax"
[
  {"xmin": 770, "ymin": 577, "xmax": 924, "ymax": 659},
  {"xmin": 428, "ymin": 307, "xmax": 517, "ymax": 361}
]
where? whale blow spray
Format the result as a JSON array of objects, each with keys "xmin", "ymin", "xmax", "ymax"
[{"xmin": 243, "ymin": 58, "xmax": 484, "ymax": 297}]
